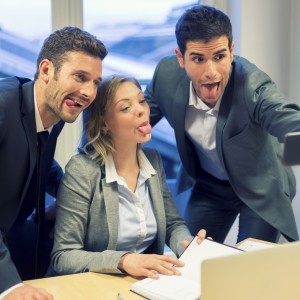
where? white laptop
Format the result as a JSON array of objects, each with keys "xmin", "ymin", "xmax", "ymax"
[{"xmin": 201, "ymin": 241, "xmax": 300, "ymax": 300}]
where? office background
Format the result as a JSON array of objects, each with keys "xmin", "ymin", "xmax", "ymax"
[{"xmin": 0, "ymin": 0, "xmax": 299, "ymax": 244}]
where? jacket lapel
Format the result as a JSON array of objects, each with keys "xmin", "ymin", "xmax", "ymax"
[
  {"xmin": 147, "ymin": 173, "xmax": 166, "ymax": 251},
  {"xmin": 21, "ymin": 81, "xmax": 37, "ymax": 173},
  {"xmin": 102, "ymin": 178, "xmax": 119, "ymax": 249},
  {"xmin": 172, "ymin": 74, "xmax": 190, "ymax": 143},
  {"xmin": 173, "ymin": 75, "xmax": 200, "ymax": 178},
  {"xmin": 216, "ymin": 65, "xmax": 234, "ymax": 169}
]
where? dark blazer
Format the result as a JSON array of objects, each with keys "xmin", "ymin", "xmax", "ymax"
[
  {"xmin": 0, "ymin": 77, "xmax": 64, "ymax": 292},
  {"xmin": 145, "ymin": 55, "xmax": 300, "ymax": 242}
]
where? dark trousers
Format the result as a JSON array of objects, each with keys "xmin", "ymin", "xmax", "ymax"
[
  {"xmin": 184, "ymin": 170, "xmax": 280, "ymax": 244},
  {"xmin": 6, "ymin": 216, "xmax": 54, "ymax": 280}
]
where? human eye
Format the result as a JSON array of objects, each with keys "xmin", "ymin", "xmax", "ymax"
[
  {"xmin": 139, "ymin": 98, "xmax": 146, "ymax": 104},
  {"xmin": 215, "ymin": 53, "xmax": 225, "ymax": 61},
  {"xmin": 75, "ymin": 73, "xmax": 86, "ymax": 82},
  {"xmin": 94, "ymin": 79, "xmax": 101, "ymax": 87},
  {"xmin": 192, "ymin": 56, "xmax": 204, "ymax": 63},
  {"xmin": 120, "ymin": 104, "xmax": 130, "ymax": 112}
]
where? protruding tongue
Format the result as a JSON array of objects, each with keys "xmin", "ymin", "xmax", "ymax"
[
  {"xmin": 201, "ymin": 83, "xmax": 219, "ymax": 100},
  {"xmin": 65, "ymin": 99, "xmax": 77, "ymax": 106},
  {"xmin": 138, "ymin": 123, "xmax": 152, "ymax": 135}
]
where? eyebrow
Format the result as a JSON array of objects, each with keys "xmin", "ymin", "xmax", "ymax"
[
  {"xmin": 75, "ymin": 70, "xmax": 102, "ymax": 82},
  {"xmin": 189, "ymin": 48, "xmax": 228, "ymax": 57},
  {"xmin": 114, "ymin": 91, "xmax": 143, "ymax": 105}
]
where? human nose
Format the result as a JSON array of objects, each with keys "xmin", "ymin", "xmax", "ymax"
[
  {"xmin": 80, "ymin": 81, "xmax": 97, "ymax": 100},
  {"xmin": 136, "ymin": 103, "xmax": 146, "ymax": 117},
  {"xmin": 204, "ymin": 60, "xmax": 217, "ymax": 79}
]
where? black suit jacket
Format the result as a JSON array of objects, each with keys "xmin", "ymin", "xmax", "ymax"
[{"xmin": 0, "ymin": 77, "xmax": 64, "ymax": 292}]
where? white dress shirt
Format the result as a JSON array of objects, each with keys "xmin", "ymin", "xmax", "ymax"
[
  {"xmin": 185, "ymin": 81, "xmax": 228, "ymax": 180},
  {"xmin": 34, "ymin": 83, "xmax": 52, "ymax": 134}
]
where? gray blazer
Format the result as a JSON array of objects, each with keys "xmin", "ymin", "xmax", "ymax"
[
  {"xmin": 51, "ymin": 148, "xmax": 192, "ymax": 275},
  {"xmin": 145, "ymin": 55, "xmax": 300, "ymax": 241}
]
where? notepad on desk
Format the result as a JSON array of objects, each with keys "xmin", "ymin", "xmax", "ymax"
[{"xmin": 130, "ymin": 238, "xmax": 243, "ymax": 300}]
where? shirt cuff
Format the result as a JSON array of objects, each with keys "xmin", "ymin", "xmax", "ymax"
[{"xmin": 0, "ymin": 283, "xmax": 24, "ymax": 299}]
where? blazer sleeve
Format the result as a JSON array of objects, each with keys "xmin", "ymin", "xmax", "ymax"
[
  {"xmin": 144, "ymin": 58, "xmax": 165, "ymax": 126},
  {"xmin": 0, "ymin": 232, "xmax": 21, "ymax": 293},
  {"xmin": 51, "ymin": 154, "xmax": 128, "ymax": 275}
]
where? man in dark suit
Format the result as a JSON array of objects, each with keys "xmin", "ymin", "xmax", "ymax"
[
  {"xmin": 145, "ymin": 5, "xmax": 300, "ymax": 245},
  {"xmin": 0, "ymin": 26, "xmax": 107, "ymax": 299}
]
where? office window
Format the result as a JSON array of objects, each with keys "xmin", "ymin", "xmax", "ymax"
[
  {"xmin": 0, "ymin": 0, "xmax": 51, "ymax": 78},
  {"xmin": 84, "ymin": 0, "xmax": 199, "ymax": 178}
]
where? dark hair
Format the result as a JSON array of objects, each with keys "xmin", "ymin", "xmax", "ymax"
[
  {"xmin": 81, "ymin": 74, "xmax": 142, "ymax": 163},
  {"xmin": 175, "ymin": 5, "xmax": 233, "ymax": 55},
  {"xmin": 34, "ymin": 26, "xmax": 108, "ymax": 79}
]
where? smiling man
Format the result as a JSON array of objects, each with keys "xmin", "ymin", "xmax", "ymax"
[
  {"xmin": 0, "ymin": 26, "xmax": 107, "ymax": 299},
  {"xmin": 145, "ymin": 5, "xmax": 300, "ymax": 245}
]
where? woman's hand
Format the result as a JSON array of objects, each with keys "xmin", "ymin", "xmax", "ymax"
[
  {"xmin": 182, "ymin": 228, "xmax": 207, "ymax": 248},
  {"xmin": 118, "ymin": 253, "xmax": 184, "ymax": 279}
]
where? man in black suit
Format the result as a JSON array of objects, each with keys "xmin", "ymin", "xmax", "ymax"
[{"xmin": 0, "ymin": 26, "xmax": 107, "ymax": 299}]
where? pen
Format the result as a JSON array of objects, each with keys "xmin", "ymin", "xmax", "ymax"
[{"xmin": 117, "ymin": 292, "xmax": 125, "ymax": 300}]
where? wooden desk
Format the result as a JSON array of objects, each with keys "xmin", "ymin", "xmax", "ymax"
[
  {"xmin": 24, "ymin": 239, "xmax": 275, "ymax": 299},
  {"xmin": 25, "ymin": 272, "xmax": 143, "ymax": 300},
  {"xmin": 235, "ymin": 237, "xmax": 277, "ymax": 248}
]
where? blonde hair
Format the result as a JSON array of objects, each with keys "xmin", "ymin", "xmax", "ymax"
[{"xmin": 81, "ymin": 74, "xmax": 142, "ymax": 164}]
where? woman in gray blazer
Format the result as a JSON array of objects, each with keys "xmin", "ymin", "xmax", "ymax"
[{"xmin": 51, "ymin": 75, "xmax": 205, "ymax": 279}]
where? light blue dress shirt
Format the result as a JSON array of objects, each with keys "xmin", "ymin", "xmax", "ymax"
[{"xmin": 105, "ymin": 149, "xmax": 158, "ymax": 253}]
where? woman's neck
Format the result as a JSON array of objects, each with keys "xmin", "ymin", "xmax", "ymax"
[{"xmin": 112, "ymin": 145, "xmax": 140, "ymax": 192}]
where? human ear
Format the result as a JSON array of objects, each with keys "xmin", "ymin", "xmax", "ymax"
[
  {"xmin": 39, "ymin": 59, "xmax": 53, "ymax": 83},
  {"xmin": 175, "ymin": 48, "xmax": 185, "ymax": 69},
  {"xmin": 101, "ymin": 121, "xmax": 109, "ymax": 133},
  {"xmin": 229, "ymin": 41, "xmax": 235, "ymax": 62}
]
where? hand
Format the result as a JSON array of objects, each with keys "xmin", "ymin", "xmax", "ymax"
[
  {"xmin": 183, "ymin": 228, "xmax": 207, "ymax": 248},
  {"xmin": 3, "ymin": 285, "xmax": 53, "ymax": 300},
  {"xmin": 118, "ymin": 253, "xmax": 184, "ymax": 279}
]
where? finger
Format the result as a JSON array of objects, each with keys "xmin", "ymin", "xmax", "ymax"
[
  {"xmin": 158, "ymin": 255, "xmax": 184, "ymax": 267},
  {"xmin": 182, "ymin": 240, "xmax": 190, "ymax": 248},
  {"xmin": 143, "ymin": 269, "xmax": 160, "ymax": 280},
  {"xmin": 38, "ymin": 288, "xmax": 54, "ymax": 300},
  {"xmin": 152, "ymin": 260, "xmax": 182, "ymax": 276},
  {"xmin": 196, "ymin": 229, "xmax": 207, "ymax": 244}
]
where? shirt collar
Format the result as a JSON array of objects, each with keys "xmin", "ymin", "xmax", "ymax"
[
  {"xmin": 34, "ymin": 83, "xmax": 53, "ymax": 134},
  {"xmin": 105, "ymin": 148, "xmax": 156, "ymax": 185}
]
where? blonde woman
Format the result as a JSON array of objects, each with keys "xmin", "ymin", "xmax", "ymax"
[{"xmin": 51, "ymin": 75, "xmax": 205, "ymax": 279}]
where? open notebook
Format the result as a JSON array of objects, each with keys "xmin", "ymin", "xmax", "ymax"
[
  {"xmin": 130, "ymin": 238, "xmax": 243, "ymax": 300},
  {"xmin": 201, "ymin": 240, "xmax": 300, "ymax": 300}
]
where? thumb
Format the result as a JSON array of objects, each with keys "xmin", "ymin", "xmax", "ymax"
[{"xmin": 182, "ymin": 240, "xmax": 190, "ymax": 249}]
